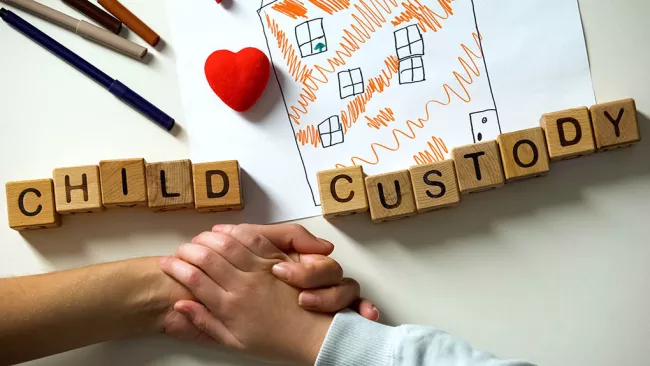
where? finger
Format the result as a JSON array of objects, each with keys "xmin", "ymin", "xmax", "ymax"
[
  {"xmin": 162, "ymin": 310, "xmax": 216, "ymax": 344},
  {"xmin": 174, "ymin": 243, "xmax": 243, "ymax": 290},
  {"xmin": 159, "ymin": 256, "xmax": 225, "ymax": 311},
  {"xmin": 272, "ymin": 256, "xmax": 343, "ymax": 289},
  {"xmin": 214, "ymin": 223, "xmax": 333, "ymax": 256},
  {"xmin": 356, "ymin": 298, "xmax": 380, "ymax": 321},
  {"xmin": 192, "ymin": 231, "xmax": 259, "ymax": 272},
  {"xmin": 297, "ymin": 277, "xmax": 361, "ymax": 313},
  {"xmin": 213, "ymin": 224, "xmax": 291, "ymax": 262},
  {"xmin": 175, "ymin": 300, "xmax": 243, "ymax": 349}
]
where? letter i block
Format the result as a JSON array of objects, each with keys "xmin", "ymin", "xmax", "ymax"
[
  {"xmin": 540, "ymin": 106, "xmax": 595, "ymax": 161},
  {"xmin": 452, "ymin": 140, "xmax": 505, "ymax": 194},
  {"xmin": 146, "ymin": 160, "xmax": 194, "ymax": 212},
  {"xmin": 589, "ymin": 98, "xmax": 641, "ymax": 151},
  {"xmin": 409, "ymin": 160, "xmax": 461, "ymax": 213},
  {"xmin": 317, "ymin": 166, "xmax": 368, "ymax": 219},
  {"xmin": 53, "ymin": 166, "xmax": 104, "ymax": 214},
  {"xmin": 99, "ymin": 158, "xmax": 148, "ymax": 208},
  {"xmin": 497, "ymin": 127, "xmax": 550, "ymax": 182},
  {"xmin": 193, "ymin": 161, "xmax": 244, "ymax": 213},
  {"xmin": 6, "ymin": 179, "xmax": 60, "ymax": 230},
  {"xmin": 365, "ymin": 170, "xmax": 416, "ymax": 223}
]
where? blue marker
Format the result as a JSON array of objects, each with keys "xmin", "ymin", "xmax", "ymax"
[{"xmin": 0, "ymin": 8, "xmax": 175, "ymax": 131}]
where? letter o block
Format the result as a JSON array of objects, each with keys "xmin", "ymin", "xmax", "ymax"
[
  {"xmin": 497, "ymin": 127, "xmax": 550, "ymax": 182},
  {"xmin": 452, "ymin": 140, "xmax": 505, "ymax": 194},
  {"xmin": 540, "ymin": 106, "xmax": 595, "ymax": 161},
  {"xmin": 317, "ymin": 166, "xmax": 368, "ymax": 219},
  {"xmin": 365, "ymin": 170, "xmax": 416, "ymax": 223},
  {"xmin": 53, "ymin": 166, "xmax": 104, "ymax": 214},
  {"xmin": 146, "ymin": 160, "xmax": 194, "ymax": 212},
  {"xmin": 193, "ymin": 161, "xmax": 244, "ymax": 213},
  {"xmin": 409, "ymin": 160, "xmax": 461, "ymax": 213},
  {"xmin": 6, "ymin": 179, "xmax": 60, "ymax": 230}
]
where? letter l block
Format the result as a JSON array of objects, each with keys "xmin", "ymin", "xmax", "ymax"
[
  {"xmin": 193, "ymin": 161, "xmax": 244, "ymax": 212},
  {"xmin": 317, "ymin": 166, "xmax": 368, "ymax": 219},
  {"xmin": 146, "ymin": 160, "xmax": 194, "ymax": 212}
]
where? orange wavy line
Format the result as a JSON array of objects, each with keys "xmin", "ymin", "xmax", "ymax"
[
  {"xmin": 295, "ymin": 124, "xmax": 322, "ymax": 148},
  {"xmin": 272, "ymin": 0, "xmax": 309, "ymax": 19},
  {"xmin": 366, "ymin": 107, "xmax": 396, "ymax": 130},
  {"xmin": 335, "ymin": 32, "xmax": 483, "ymax": 168},
  {"xmin": 308, "ymin": 0, "xmax": 351, "ymax": 14},
  {"xmin": 265, "ymin": 14, "xmax": 312, "ymax": 84},
  {"xmin": 391, "ymin": 0, "xmax": 454, "ymax": 33},
  {"xmin": 413, "ymin": 136, "xmax": 449, "ymax": 165}
]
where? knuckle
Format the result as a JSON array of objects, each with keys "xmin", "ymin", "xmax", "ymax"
[
  {"xmin": 341, "ymin": 277, "xmax": 361, "ymax": 297},
  {"xmin": 194, "ymin": 248, "xmax": 214, "ymax": 268},
  {"xmin": 194, "ymin": 231, "xmax": 214, "ymax": 245},
  {"xmin": 185, "ymin": 268, "xmax": 203, "ymax": 287},
  {"xmin": 288, "ymin": 223, "xmax": 307, "ymax": 234},
  {"xmin": 329, "ymin": 260, "xmax": 344, "ymax": 280},
  {"xmin": 218, "ymin": 237, "xmax": 238, "ymax": 254}
]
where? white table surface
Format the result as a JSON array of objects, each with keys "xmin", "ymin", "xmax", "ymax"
[{"xmin": 1, "ymin": 1, "xmax": 649, "ymax": 365}]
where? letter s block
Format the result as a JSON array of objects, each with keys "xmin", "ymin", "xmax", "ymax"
[
  {"xmin": 53, "ymin": 166, "xmax": 104, "ymax": 214},
  {"xmin": 365, "ymin": 170, "xmax": 416, "ymax": 223},
  {"xmin": 497, "ymin": 127, "xmax": 550, "ymax": 182},
  {"xmin": 409, "ymin": 160, "xmax": 461, "ymax": 213},
  {"xmin": 317, "ymin": 166, "xmax": 368, "ymax": 219},
  {"xmin": 6, "ymin": 179, "xmax": 60, "ymax": 230},
  {"xmin": 452, "ymin": 140, "xmax": 505, "ymax": 194},
  {"xmin": 146, "ymin": 160, "xmax": 194, "ymax": 212},
  {"xmin": 99, "ymin": 158, "xmax": 148, "ymax": 208},
  {"xmin": 193, "ymin": 161, "xmax": 244, "ymax": 213},
  {"xmin": 589, "ymin": 98, "xmax": 641, "ymax": 151},
  {"xmin": 540, "ymin": 106, "xmax": 595, "ymax": 161}
]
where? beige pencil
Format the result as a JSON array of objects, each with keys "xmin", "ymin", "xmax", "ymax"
[{"xmin": 0, "ymin": 0, "xmax": 147, "ymax": 59}]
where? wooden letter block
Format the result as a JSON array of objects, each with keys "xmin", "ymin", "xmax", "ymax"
[
  {"xmin": 497, "ymin": 127, "xmax": 550, "ymax": 182},
  {"xmin": 365, "ymin": 170, "xmax": 416, "ymax": 223},
  {"xmin": 317, "ymin": 166, "xmax": 368, "ymax": 219},
  {"xmin": 146, "ymin": 160, "xmax": 194, "ymax": 212},
  {"xmin": 6, "ymin": 179, "xmax": 60, "ymax": 230},
  {"xmin": 589, "ymin": 98, "xmax": 641, "ymax": 151},
  {"xmin": 452, "ymin": 140, "xmax": 505, "ymax": 194},
  {"xmin": 53, "ymin": 166, "xmax": 104, "ymax": 214},
  {"xmin": 99, "ymin": 158, "xmax": 148, "ymax": 208},
  {"xmin": 193, "ymin": 160, "xmax": 244, "ymax": 213},
  {"xmin": 409, "ymin": 160, "xmax": 461, "ymax": 213},
  {"xmin": 540, "ymin": 106, "xmax": 595, "ymax": 160}
]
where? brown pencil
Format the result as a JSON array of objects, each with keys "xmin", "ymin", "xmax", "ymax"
[
  {"xmin": 97, "ymin": 0, "xmax": 159, "ymax": 47},
  {"xmin": 62, "ymin": 0, "xmax": 122, "ymax": 35}
]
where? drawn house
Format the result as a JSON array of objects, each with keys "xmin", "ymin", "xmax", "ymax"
[{"xmin": 258, "ymin": 0, "xmax": 502, "ymax": 205}]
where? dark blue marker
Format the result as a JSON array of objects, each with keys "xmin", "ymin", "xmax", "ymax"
[{"xmin": 0, "ymin": 8, "xmax": 175, "ymax": 131}]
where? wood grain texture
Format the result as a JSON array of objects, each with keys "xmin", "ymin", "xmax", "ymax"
[
  {"xmin": 6, "ymin": 179, "xmax": 60, "ymax": 230},
  {"xmin": 540, "ymin": 106, "xmax": 596, "ymax": 160},
  {"xmin": 317, "ymin": 166, "xmax": 368, "ymax": 219},
  {"xmin": 409, "ymin": 160, "xmax": 461, "ymax": 213},
  {"xmin": 193, "ymin": 161, "xmax": 244, "ymax": 213},
  {"xmin": 365, "ymin": 170, "xmax": 416, "ymax": 223},
  {"xmin": 497, "ymin": 127, "xmax": 550, "ymax": 182},
  {"xmin": 53, "ymin": 165, "xmax": 104, "ymax": 214},
  {"xmin": 452, "ymin": 140, "xmax": 505, "ymax": 194},
  {"xmin": 589, "ymin": 98, "xmax": 641, "ymax": 151},
  {"xmin": 146, "ymin": 160, "xmax": 194, "ymax": 212},
  {"xmin": 99, "ymin": 158, "xmax": 148, "ymax": 208}
]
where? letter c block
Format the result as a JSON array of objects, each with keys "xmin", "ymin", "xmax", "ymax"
[
  {"xmin": 540, "ymin": 106, "xmax": 595, "ymax": 161},
  {"xmin": 193, "ymin": 160, "xmax": 244, "ymax": 213},
  {"xmin": 365, "ymin": 170, "xmax": 416, "ymax": 223},
  {"xmin": 6, "ymin": 179, "xmax": 60, "ymax": 230},
  {"xmin": 317, "ymin": 166, "xmax": 368, "ymax": 219}
]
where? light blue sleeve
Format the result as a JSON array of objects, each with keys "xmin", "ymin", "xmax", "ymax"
[{"xmin": 315, "ymin": 311, "xmax": 536, "ymax": 366}]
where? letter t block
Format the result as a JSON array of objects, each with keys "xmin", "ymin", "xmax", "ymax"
[
  {"xmin": 317, "ymin": 166, "xmax": 368, "ymax": 219},
  {"xmin": 452, "ymin": 140, "xmax": 505, "ymax": 194},
  {"xmin": 193, "ymin": 161, "xmax": 244, "ymax": 213}
]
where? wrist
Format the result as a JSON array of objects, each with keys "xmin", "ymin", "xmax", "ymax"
[{"xmin": 301, "ymin": 313, "xmax": 334, "ymax": 365}]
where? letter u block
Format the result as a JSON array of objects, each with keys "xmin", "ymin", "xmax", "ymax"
[
  {"xmin": 6, "ymin": 179, "xmax": 61, "ymax": 230},
  {"xmin": 193, "ymin": 161, "xmax": 244, "ymax": 213},
  {"xmin": 53, "ymin": 165, "xmax": 104, "ymax": 214},
  {"xmin": 540, "ymin": 106, "xmax": 596, "ymax": 161},
  {"xmin": 146, "ymin": 160, "xmax": 194, "ymax": 212},
  {"xmin": 317, "ymin": 166, "xmax": 368, "ymax": 219},
  {"xmin": 365, "ymin": 170, "xmax": 416, "ymax": 223}
]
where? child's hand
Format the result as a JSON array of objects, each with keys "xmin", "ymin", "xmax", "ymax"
[{"xmin": 160, "ymin": 228, "xmax": 334, "ymax": 364}]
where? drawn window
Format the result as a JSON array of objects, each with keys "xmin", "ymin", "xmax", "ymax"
[
  {"xmin": 399, "ymin": 56, "xmax": 425, "ymax": 84},
  {"xmin": 394, "ymin": 25, "xmax": 424, "ymax": 60},
  {"xmin": 318, "ymin": 116, "xmax": 344, "ymax": 148},
  {"xmin": 338, "ymin": 68, "xmax": 364, "ymax": 99},
  {"xmin": 295, "ymin": 18, "xmax": 328, "ymax": 58}
]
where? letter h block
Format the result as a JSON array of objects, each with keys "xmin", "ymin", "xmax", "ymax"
[
  {"xmin": 6, "ymin": 179, "xmax": 61, "ymax": 230},
  {"xmin": 146, "ymin": 160, "xmax": 194, "ymax": 212},
  {"xmin": 53, "ymin": 166, "xmax": 104, "ymax": 214},
  {"xmin": 365, "ymin": 170, "xmax": 416, "ymax": 223},
  {"xmin": 317, "ymin": 166, "xmax": 368, "ymax": 219},
  {"xmin": 193, "ymin": 161, "xmax": 244, "ymax": 212},
  {"xmin": 540, "ymin": 106, "xmax": 595, "ymax": 161}
]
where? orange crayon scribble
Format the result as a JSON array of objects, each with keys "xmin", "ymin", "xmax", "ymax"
[
  {"xmin": 296, "ymin": 124, "xmax": 322, "ymax": 148},
  {"xmin": 366, "ymin": 107, "xmax": 396, "ymax": 130},
  {"xmin": 392, "ymin": 0, "xmax": 455, "ymax": 33},
  {"xmin": 413, "ymin": 136, "xmax": 448, "ymax": 165},
  {"xmin": 272, "ymin": 0, "xmax": 309, "ymax": 19},
  {"xmin": 265, "ymin": 15, "xmax": 312, "ymax": 84},
  {"xmin": 309, "ymin": 0, "xmax": 351, "ymax": 14}
]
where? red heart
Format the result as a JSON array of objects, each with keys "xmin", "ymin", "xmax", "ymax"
[{"xmin": 204, "ymin": 47, "xmax": 271, "ymax": 112}]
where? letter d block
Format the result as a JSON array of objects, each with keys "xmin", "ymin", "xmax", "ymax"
[
  {"xmin": 365, "ymin": 170, "xmax": 416, "ymax": 223},
  {"xmin": 540, "ymin": 106, "xmax": 595, "ymax": 161},
  {"xmin": 146, "ymin": 160, "xmax": 194, "ymax": 212},
  {"xmin": 99, "ymin": 158, "xmax": 148, "ymax": 208},
  {"xmin": 53, "ymin": 166, "xmax": 104, "ymax": 214},
  {"xmin": 317, "ymin": 166, "xmax": 368, "ymax": 219},
  {"xmin": 193, "ymin": 161, "xmax": 244, "ymax": 213},
  {"xmin": 589, "ymin": 98, "xmax": 641, "ymax": 151},
  {"xmin": 452, "ymin": 140, "xmax": 505, "ymax": 194},
  {"xmin": 6, "ymin": 179, "xmax": 60, "ymax": 230},
  {"xmin": 497, "ymin": 127, "xmax": 550, "ymax": 182},
  {"xmin": 409, "ymin": 160, "xmax": 461, "ymax": 213}
]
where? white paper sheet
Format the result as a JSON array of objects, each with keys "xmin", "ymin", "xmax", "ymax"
[{"xmin": 166, "ymin": 0, "xmax": 594, "ymax": 224}]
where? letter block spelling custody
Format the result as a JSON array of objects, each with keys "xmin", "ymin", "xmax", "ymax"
[
  {"xmin": 452, "ymin": 140, "xmax": 505, "ymax": 194},
  {"xmin": 6, "ymin": 179, "xmax": 60, "ymax": 230},
  {"xmin": 589, "ymin": 98, "xmax": 641, "ymax": 151},
  {"xmin": 365, "ymin": 170, "xmax": 416, "ymax": 223},
  {"xmin": 409, "ymin": 160, "xmax": 461, "ymax": 213},
  {"xmin": 540, "ymin": 106, "xmax": 595, "ymax": 160},
  {"xmin": 497, "ymin": 128, "xmax": 550, "ymax": 182},
  {"xmin": 193, "ymin": 161, "xmax": 244, "ymax": 212},
  {"xmin": 318, "ymin": 166, "xmax": 368, "ymax": 219}
]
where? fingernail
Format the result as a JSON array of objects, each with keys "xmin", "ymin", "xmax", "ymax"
[
  {"xmin": 212, "ymin": 224, "xmax": 225, "ymax": 232},
  {"xmin": 272, "ymin": 263, "xmax": 290, "ymax": 280},
  {"xmin": 299, "ymin": 292, "xmax": 320, "ymax": 308},
  {"xmin": 372, "ymin": 306, "xmax": 380, "ymax": 321},
  {"xmin": 317, "ymin": 238, "xmax": 334, "ymax": 249}
]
